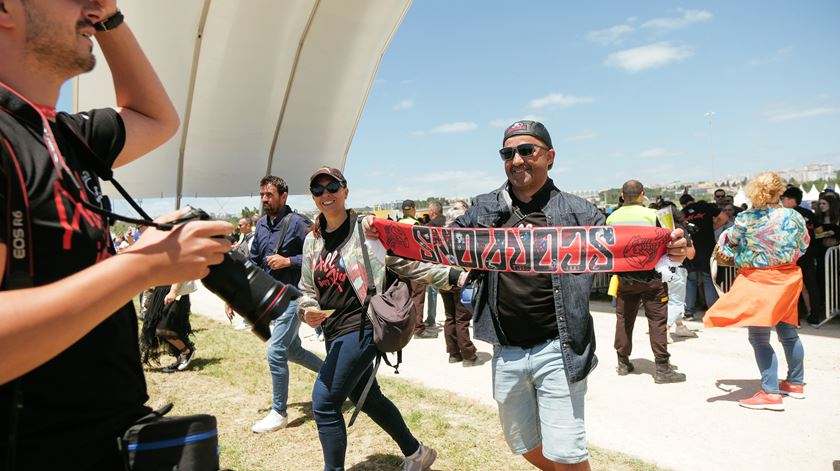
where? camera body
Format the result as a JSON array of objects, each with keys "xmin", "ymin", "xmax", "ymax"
[{"xmin": 183, "ymin": 208, "xmax": 300, "ymax": 341}]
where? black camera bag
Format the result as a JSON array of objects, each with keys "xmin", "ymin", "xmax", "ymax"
[{"xmin": 118, "ymin": 404, "xmax": 220, "ymax": 471}]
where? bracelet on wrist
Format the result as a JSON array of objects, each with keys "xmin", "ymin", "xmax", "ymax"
[{"xmin": 94, "ymin": 10, "xmax": 124, "ymax": 32}]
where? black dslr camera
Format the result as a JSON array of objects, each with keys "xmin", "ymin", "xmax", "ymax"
[{"xmin": 183, "ymin": 208, "xmax": 300, "ymax": 341}]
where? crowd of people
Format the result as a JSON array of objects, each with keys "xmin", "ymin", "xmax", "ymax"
[{"xmin": 0, "ymin": 2, "xmax": 835, "ymax": 471}]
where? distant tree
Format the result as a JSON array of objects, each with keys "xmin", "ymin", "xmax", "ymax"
[{"xmin": 241, "ymin": 206, "xmax": 260, "ymax": 219}]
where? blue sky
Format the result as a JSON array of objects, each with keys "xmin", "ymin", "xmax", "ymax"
[{"xmin": 61, "ymin": 1, "xmax": 840, "ymax": 215}]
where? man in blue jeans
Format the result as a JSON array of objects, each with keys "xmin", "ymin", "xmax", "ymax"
[
  {"xmin": 452, "ymin": 121, "xmax": 691, "ymax": 470},
  {"xmin": 228, "ymin": 175, "xmax": 323, "ymax": 433}
]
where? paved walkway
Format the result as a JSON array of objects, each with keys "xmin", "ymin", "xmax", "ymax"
[{"xmin": 190, "ymin": 286, "xmax": 839, "ymax": 471}]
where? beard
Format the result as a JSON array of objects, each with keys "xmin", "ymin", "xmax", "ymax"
[{"xmin": 24, "ymin": 11, "xmax": 96, "ymax": 77}]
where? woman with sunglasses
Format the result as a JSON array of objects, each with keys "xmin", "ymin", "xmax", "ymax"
[{"xmin": 298, "ymin": 167, "xmax": 462, "ymax": 471}]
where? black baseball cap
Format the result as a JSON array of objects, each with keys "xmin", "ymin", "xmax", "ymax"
[
  {"xmin": 309, "ymin": 166, "xmax": 347, "ymax": 185},
  {"xmin": 402, "ymin": 199, "xmax": 416, "ymax": 210},
  {"xmin": 503, "ymin": 120, "xmax": 553, "ymax": 149}
]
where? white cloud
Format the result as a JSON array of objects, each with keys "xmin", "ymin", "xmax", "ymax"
[
  {"xmin": 641, "ymin": 9, "xmax": 712, "ymax": 30},
  {"xmin": 748, "ymin": 47, "xmax": 792, "ymax": 66},
  {"xmin": 586, "ymin": 24, "xmax": 635, "ymax": 46},
  {"xmin": 409, "ymin": 130, "xmax": 426, "ymax": 137},
  {"xmin": 490, "ymin": 115, "xmax": 543, "ymax": 128},
  {"xmin": 765, "ymin": 106, "xmax": 840, "ymax": 122},
  {"xmin": 387, "ymin": 171, "xmax": 503, "ymax": 203},
  {"xmin": 638, "ymin": 147, "xmax": 682, "ymax": 159},
  {"xmin": 528, "ymin": 93, "xmax": 595, "ymax": 110},
  {"xmin": 564, "ymin": 130, "xmax": 600, "ymax": 142},
  {"xmin": 393, "ymin": 99, "xmax": 414, "ymax": 110},
  {"xmin": 431, "ymin": 122, "xmax": 478, "ymax": 133},
  {"xmin": 605, "ymin": 42, "xmax": 693, "ymax": 73}
]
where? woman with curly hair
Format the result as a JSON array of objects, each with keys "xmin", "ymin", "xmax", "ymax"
[{"xmin": 705, "ymin": 172, "xmax": 809, "ymax": 411}]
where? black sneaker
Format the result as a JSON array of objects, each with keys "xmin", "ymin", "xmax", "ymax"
[
  {"xmin": 161, "ymin": 358, "xmax": 180, "ymax": 373},
  {"xmin": 654, "ymin": 362, "xmax": 686, "ymax": 384}
]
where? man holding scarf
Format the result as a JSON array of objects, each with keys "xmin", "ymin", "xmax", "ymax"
[{"xmin": 448, "ymin": 121, "xmax": 688, "ymax": 470}]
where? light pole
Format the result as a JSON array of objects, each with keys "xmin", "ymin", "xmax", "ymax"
[{"xmin": 705, "ymin": 111, "xmax": 716, "ymax": 184}]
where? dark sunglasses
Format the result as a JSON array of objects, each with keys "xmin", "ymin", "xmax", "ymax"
[
  {"xmin": 310, "ymin": 180, "xmax": 344, "ymax": 196},
  {"xmin": 499, "ymin": 143, "xmax": 548, "ymax": 161}
]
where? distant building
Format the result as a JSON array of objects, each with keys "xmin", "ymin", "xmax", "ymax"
[{"xmin": 775, "ymin": 163, "xmax": 834, "ymax": 183}]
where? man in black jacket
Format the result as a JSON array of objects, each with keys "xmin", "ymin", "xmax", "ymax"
[{"xmin": 450, "ymin": 121, "xmax": 688, "ymax": 470}]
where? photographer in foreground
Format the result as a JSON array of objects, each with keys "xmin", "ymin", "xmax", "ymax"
[{"xmin": 0, "ymin": 1, "xmax": 231, "ymax": 468}]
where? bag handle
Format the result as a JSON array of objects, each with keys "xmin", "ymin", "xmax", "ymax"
[{"xmin": 133, "ymin": 403, "xmax": 174, "ymax": 426}]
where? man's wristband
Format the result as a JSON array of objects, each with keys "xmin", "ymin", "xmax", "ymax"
[{"xmin": 94, "ymin": 10, "xmax": 124, "ymax": 32}]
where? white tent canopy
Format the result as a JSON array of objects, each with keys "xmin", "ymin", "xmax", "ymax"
[
  {"xmin": 75, "ymin": 0, "xmax": 411, "ymax": 204},
  {"xmin": 733, "ymin": 187, "xmax": 749, "ymax": 207},
  {"xmin": 805, "ymin": 185, "xmax": 821, "ymax": 202}
]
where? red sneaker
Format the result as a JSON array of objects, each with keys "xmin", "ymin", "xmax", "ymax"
[
  {"xmin": 738, "ymin": 391, "xmax": 784, "ymax": 411},
  {"xmin": 779, "ymin": 380, "xmax": 806, "ymax": 399}
]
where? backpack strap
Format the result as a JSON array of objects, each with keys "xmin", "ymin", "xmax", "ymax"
[
  {"xmin": 347, "ymin": 353, "xmax": 381, "ymax": 428},
  {"xmin": 272, "ymin": 210, "xmax": 295, "ymax": 255},
  {"xmin": 347, "ymin": 220, "xmax": 384, "ymax": 428},
  {"xmin": 356, "ymin": 220, "xmax": 377, "ymax": 342}
]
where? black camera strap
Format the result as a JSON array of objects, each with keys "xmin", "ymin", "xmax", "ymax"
[{"xmin": 1, "ymin": 131, "xmax": 33, "ymax": 471}]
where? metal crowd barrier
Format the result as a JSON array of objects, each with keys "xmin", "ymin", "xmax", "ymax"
[
  {"xmin": 817, "ymin": 245, "xmax": 839, "ymax": 328},
  {"xmin": 716, "ymin": 265, "xmax": 737, "ymax": 294}
]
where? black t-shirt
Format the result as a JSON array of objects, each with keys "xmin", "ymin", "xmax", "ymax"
[
  {"xmin": 314, "ymin": 213, "xmax": 365, "ymax": 340},
  {"xmin": 681, "ymin": 200, "xmax": 720, "ymax": 272},
  {"xmin": 497, "ymin": 181, "xmax": 560, "ymax": 347},
  {"xmin": 0, "ymin": 102, "xmax": 149, "ymax": 467}
]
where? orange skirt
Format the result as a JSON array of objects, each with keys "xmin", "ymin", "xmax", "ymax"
[{"xmin": 704, "ymin": 263, "xmax": 802, "ymax": 328}]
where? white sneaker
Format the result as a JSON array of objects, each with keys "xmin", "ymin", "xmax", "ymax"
[
  {"xmin": 403, "ymin": 443, "xmax": 436, "ymax": 471},
  {"xmin": 251, "ymin": 409, "xmax": 288, "ymax": 433}
]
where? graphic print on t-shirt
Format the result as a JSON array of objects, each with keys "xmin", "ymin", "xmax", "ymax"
[{"xmin": 314, "ymin": 250, "xmax": 348, "ymax": 292}]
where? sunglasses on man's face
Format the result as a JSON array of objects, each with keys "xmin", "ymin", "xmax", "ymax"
[
  {"xmin": 310, "ymin": 180, "xmax": 344, "ymax": 197},
  {"xmin": 499, "ymin": 143, "xmax": 548, "ymax": 161}
]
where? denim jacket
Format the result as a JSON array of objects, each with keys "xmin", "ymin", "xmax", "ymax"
[
  {"xmin": 296, "ymin": 213, "xmax": 455, "ymax": 319},
  {"xmin": 452, "ymin": 182, "xmax": 606, "ymax": 383}
]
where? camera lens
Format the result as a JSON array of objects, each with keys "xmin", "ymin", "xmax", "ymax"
[{"xmin": 201, "ymin": 251, "xmax": 301, "ymax": 341}]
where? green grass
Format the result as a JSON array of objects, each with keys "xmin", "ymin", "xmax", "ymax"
[{"xmin": 144, "ymin": 314, "xmax": 668, "ymax": 470}]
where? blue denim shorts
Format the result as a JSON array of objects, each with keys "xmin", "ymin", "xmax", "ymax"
[{"xmin": 492, "ymin": 339, "xmax": 588, "ymax": 464}]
